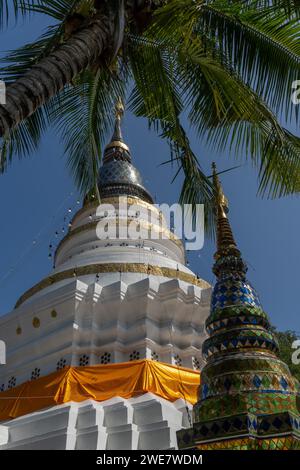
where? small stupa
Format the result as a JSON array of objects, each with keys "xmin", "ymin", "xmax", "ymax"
[{"xmin": 177, "ymin": 163, "xmax": 300, "ymax": 450}]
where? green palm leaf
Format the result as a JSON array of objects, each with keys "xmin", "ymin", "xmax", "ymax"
[
  {"xmin": 0, "ymin": 0, "xmax": 45, "ymax": 27},
  {"xmin": 0, "ymin": 0, "xmax": 87, "ymax": 83},
  {"xmin": 127, "ymin": 34, "xmax": 215, "ymax": 234},
  {"xmin": 0, "ymin": 0, "xmax": 25, "ymax": 27},
  {"xmin": 0, "ymin": 0, "xmax": 300, "ymax": 231},
  {"xmin": 49, "ymin": 64, "xmax": 129, "ymax": 195},
  {"xmin": 150, "ymin": 0, "xmax": 300, "ymax": 120},
  {"xmin": 201, "ymin": 0, "xmax": 300, "ymax": 119},
  {"xmin": 0, "ymin": 105, "xmax": 49, "ymax": 171},
  {"xmin": 174, "ymin": 39, "xmax": 300, "ymax": 197}
]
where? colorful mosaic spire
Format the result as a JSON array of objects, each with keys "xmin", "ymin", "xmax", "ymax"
[{"xmin": 177, "ymin": 164, "xmax": 300, "ymax": 450}]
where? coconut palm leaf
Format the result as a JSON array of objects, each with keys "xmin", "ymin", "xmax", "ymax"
[
  {"xmin": 0, "ymin": 0, "xmax": 89, "ymax": 83},
  {"xmin": 174, "ymin": 39, "xmax": 300, "ymax": 197},
  {"xmin": 150, "ymin": 0, "xmax": 300, "ymax": 121},
  {"xmin": 127, "ymin": 33, "xmax": 300, "ymax": 198},
  {"xmin": 126, "ymin": 34, "xmax": 215, "ymax": 234},
  {"xmin": 0, "ymin": 0, "xmax": 300, "ymax": 224},
  {"xmin": 1, "ymin": 27, "xmax": 62, "ymax": 83},
  {"xmin": 23, "ymin": 0, "xmax": 84, "ymax": 20},
  {"xmin": 200, "ymin": 0, "xmax": 300, "ymax": 120},
  {"xmin": 0, "ymin": 105, "xmax": 49, "ymax": 171},
  {"xmin": 49, "ymin": 63, "xmax": 129, "ymax": 195},
  {"xmin": 0, "ymin": 0, "xmax": 30, "ymax": 27}
]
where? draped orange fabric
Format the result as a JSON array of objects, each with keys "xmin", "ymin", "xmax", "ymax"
[{"xmin": 0, "ymin": 360, "xmax": 200, "ymax": 421}]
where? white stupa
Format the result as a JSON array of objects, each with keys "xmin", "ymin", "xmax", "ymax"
[{"xmin": 0, "ymin": 105, "xmax": 211, "ymax": 450}]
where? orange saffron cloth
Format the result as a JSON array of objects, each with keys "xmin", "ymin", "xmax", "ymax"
[{"xmin": 0, "ymin": 360, "xmax": 200, "ymax": 421}]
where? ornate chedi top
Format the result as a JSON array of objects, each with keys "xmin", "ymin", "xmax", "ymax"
[
  {"xmin": 97, "ymin": 99, "xmax": 153, "ymax": 204},
  {"xmin": 177, "ymin": 164, "xmax": 300, "ymax": 450}
]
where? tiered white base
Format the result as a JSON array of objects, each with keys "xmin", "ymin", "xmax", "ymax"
[{"xmin": 0, "ymin": 393, "xmax": 192, "ymax": 450}]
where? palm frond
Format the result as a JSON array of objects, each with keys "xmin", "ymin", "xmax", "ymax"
[
  {"xmin": 174, "ymin": 38, "xmax": 300, "ymax": 197},
  {"xmin": 151, "ymin": 0, "xmax": 300, "ymax": 122},
  {"xmin": 23, "ymin": 0, "xmax": 88, "ymax": 20},
  {"xmin": 49, "ymin": 64, "xmax": 129, "ymax": 195},
  {"xmin": 127, "ymin": 34, "xmax": 215, "ymax": 235},
  {"xmin": 0, "ymin": 0, "xmax": 86, "ymax": 82},
  {"xmin": 201, "ymin": 0, "xmax": 300, "ymax": 120},
  {"xmin": 0, "ymin": 0, "xmax": 18, "ymax": 27},
  {"xmin": 0, "ymin": 104, "xmax": 49, "ymax": 171},
  {"xmin": 0, "ymin": 0, "xmax": 34, "ymax": 28},
  {"xmin": 1, "ymin": 0, "xmax": 300, "ymax": 218},
  {"xmin": 146, "ymin": 2, "xmax": 300, "ymax": 198},
  {"xmin": 0, "ymin": 27, "xmax": 61, "ymax": 83}
]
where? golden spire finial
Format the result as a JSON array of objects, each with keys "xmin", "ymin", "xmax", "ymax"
[
  {"xmin": 211, "ymin": 163, "xmax": 243, "ymax": 273},
  {"xmin": 212, "ymin": 162, "xmax": 229, "ymax": 219},
  {"xmin": 104, "ymin": 97, "xmax": 130, "ymax": 154},
  {"xmin": 112, "ymin": 97, "xmax": 124, "ymax": 142},
  {"xmin": 115, "ymin": 97, "xmax": 124, "ymax": 122}
]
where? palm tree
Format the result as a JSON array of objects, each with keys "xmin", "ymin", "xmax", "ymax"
[{"xmin": 1, "ymin": 0, "xmax": 300, "ymax": 230}]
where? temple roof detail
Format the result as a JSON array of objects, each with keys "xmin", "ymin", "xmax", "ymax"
[{"xmin": 98, "ymin": 100, "xmax": 153, "ymax": 203}]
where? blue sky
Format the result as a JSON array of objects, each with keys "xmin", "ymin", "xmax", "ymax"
[{"xmin": 0, "ymin": 13, "xmax": 299, "ymax": 332}]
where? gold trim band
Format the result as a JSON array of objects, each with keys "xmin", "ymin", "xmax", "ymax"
[
  {"xmin": 15, "ymin": 263, "xmax": 211, "ymax": 308},
  {"xmin": 105, "ymin": 140, "xmax": 130, "ymax": 152}
]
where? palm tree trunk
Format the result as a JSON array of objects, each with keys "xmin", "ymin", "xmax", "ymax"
[{"xmin": 0, "ymin": 15, "xmax": 111, "ymax": 137}]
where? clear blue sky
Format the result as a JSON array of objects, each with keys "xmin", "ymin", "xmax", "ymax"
[{"xmin": 0, "ymin": 13, "xmax": 299, "ymax": 333}]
